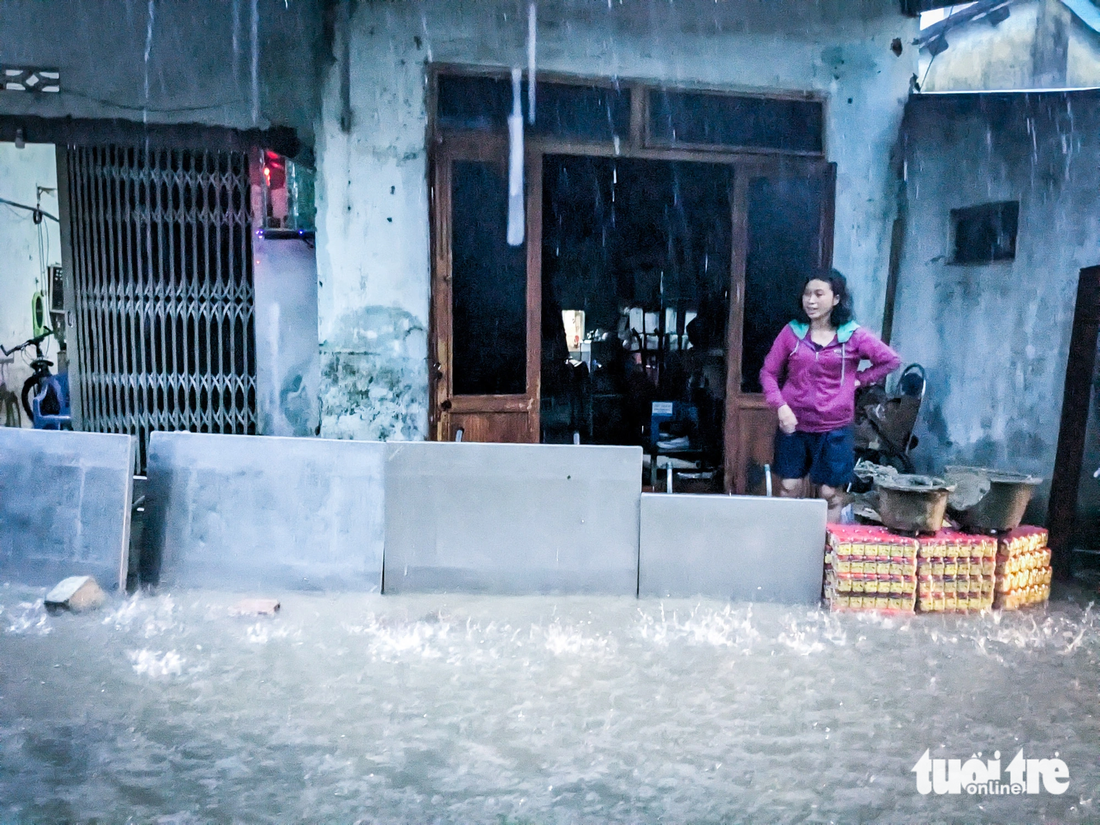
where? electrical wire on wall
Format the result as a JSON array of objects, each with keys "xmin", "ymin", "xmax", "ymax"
[{"xmin": 0, "ymin": 188, "xmax": 60, "ymax": 346}]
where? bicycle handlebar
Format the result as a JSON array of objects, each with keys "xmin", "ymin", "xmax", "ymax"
[{"xmin": 1, "ymin": 328, "xmax": 54, "ymax": 357}]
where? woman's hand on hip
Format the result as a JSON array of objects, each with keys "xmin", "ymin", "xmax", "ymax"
[{"xmin": 777, "ymin": 404, "xmax": 798, "ymax": 435}]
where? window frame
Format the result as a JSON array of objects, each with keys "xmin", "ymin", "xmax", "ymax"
[{"xmin": 948, "ymin": 200, "xmax": 1020, "ymax": 266}]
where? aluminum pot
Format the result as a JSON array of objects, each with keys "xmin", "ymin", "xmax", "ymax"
[
  {"xmin": 945, "ymin": 466, "xmax": 1041, "ymax": 532},
  {"xmin": 875, "ymin": 474, "xmax": 955, "ymax": 533}
]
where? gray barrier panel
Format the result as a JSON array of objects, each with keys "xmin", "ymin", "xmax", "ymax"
[
  {"xmin": 384, "ymin": 442, "xmax": 642, "ymax": 594},
  {"xmin": 0, "ymin": 428, "xmax": 134, "ymax": 590},
  {"xmin": 639, "ymin": 493, "xmax": 827, "ymax": 603},
  {"xmin": 145, "ymin": 432, "xmax": 385, "ymax": 591}
]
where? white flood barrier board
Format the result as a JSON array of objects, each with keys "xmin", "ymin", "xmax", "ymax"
[
  {"xmin": 146, "ymin": 432, "xmax": 385, "ymax": 591},
  {"xmin": 639, "ymin": 494, "xmax": 827, "ymax": 603},
  {"xmin": 0, "ymin": 428, "xmax": 134, "ymax": 590},
  {"xmin": 384, "ymin": 442, "xmax": 642, "ymax": 594}
]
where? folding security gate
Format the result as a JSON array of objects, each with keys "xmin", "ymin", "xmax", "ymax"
[{"xmin": 63, "ymin": 145, "xmax": 257, "ymax": 469}]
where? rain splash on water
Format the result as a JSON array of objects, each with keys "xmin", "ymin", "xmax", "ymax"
[{"xmin": 1, "ymin": 584, "xmax": 1099, "ymax": 823}]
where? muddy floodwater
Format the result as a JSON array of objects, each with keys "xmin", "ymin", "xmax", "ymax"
[{"xmin": 1, "ymin": 584, "xmax": 1099, "ymax": 824}]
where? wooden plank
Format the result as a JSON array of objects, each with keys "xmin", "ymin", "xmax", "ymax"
[
  {"xmin": 739, "ymin": 401, "xmax": 779, "ymax": 495},
  {"xmin": 54, "ymin": 145, "xmax": 85, "ymax": 430},
  {"xmin": 525, "ymin": 147, "xmax": 544, "ymax": 442},
  {"xmin": 449, "ymin": 395, "xmax": 533, "ymax": 414},
  {"xmin": 881, "ymin": 214, "xmax": 906, "ymax": 344},
  {"xmin": 724, "ymin": 170, "xmax": 750, "ymax": 493},
  {"xmin": 448, "ymin": 412, "xmax": 533, "ymax": 443},
  {"xmin": 428, "ymin": 63, "xmax": 823, "ymax": 101},
  {"xmin": 1048, "ymin": 265, "xmax": 1100, "ymax": 578},
  {"xmin": 528, "ymin": 137, "xmax": 820, "ymax": 165},
  {"xmin": 818, "ymin": 162, "xmax": 837, "ymax": 272},
  {"xmin": 630, "ymin": 81, "xmax": 646, "ymax": 148},
  {"xmin": 428, "ymin": 138, "xmax": 452, "ymax": 441}
]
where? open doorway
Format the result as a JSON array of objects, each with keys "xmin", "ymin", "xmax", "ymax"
[
  {"xmin": 540, "ymin": 156, "xmax": 732, "ymax": 491},
  {"xmin": 428, "ymin": 71, "xmax": 836, "ymax": 493}
]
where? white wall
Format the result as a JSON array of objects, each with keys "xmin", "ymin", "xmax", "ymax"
[
  {"xmin": 0, "ymin": 142, "xmax": 59, "ymax": 426},
  {"xmin": 314, "ymin": 0, "xmax": 919, "ymax": 441}
]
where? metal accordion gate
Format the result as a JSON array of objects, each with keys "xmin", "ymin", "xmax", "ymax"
[{"xmin": 63, "ymin": 145, "xmax": 257, "ymax": 470}]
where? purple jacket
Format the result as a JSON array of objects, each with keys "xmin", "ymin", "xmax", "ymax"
[{"xmin": 760, "ymin": 320, "xmax": 901, "ymax": 433}]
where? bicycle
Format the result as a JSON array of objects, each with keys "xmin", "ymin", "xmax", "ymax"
[
  {"xmin": 0, "ymin": 355, "xmax": 20, "ymax": 427},
  {"xmin": 1, "ymin": 329, "xmax": 70, "ymax": 428}
]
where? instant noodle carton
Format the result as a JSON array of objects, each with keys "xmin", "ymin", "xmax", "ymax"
[
  {"xmin": 916, "ymin": 530, "xmax": 997, "ymax": 613},
  {"xmin": 824, "ymin": 525, "xmax": 917, "ymax": 612},
  {"xmin": 994, "ymin": 526, "xmax": 1052, "ymax": 610}
]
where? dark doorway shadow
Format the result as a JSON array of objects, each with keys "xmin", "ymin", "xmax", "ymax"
[{"xmin": 1049, "ymin": 264, "xmax": 1100, "ymax": 579}]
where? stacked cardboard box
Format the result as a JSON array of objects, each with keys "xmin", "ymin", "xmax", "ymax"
[
  {"xmin": 916, "ymin": 531, "xmax": 996, "ymax": 613},
  {"xmin": 824, "ymin": 525, "xmax": 918, "ymax": 611},
  {"xmin": 994, "ymin": 526, "xmax": 1052, "ymax": 609}
]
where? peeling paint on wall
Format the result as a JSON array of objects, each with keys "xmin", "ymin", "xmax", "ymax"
[
  {"xmin": 319, "ymin": 306, "xmax": 428, "ymax": 441},
  {"xmin": 319, "ymin": 351, "xmax": 427, "ymax": 441}
]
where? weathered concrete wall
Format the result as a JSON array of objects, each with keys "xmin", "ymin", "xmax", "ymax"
[
  {"xmin": 0, "ymin": 428, "xmax": 133, "ymax": 590},
  {"xmin": 144, "ymin": 432, "xmax": 385, "ymax": 591},
  {"xmin": 314, "ymin": 0, "xmax": 918, "ymax": 440},
  {"xmin": 919, "ymin": 4, "xmax": 1042, "ymax": 92},
  {"xmin": 254, "ymin": 236, "xmax": 321, "ymax": 437},
  {"xmin": 639, "ymin": 494, "xmax": 827, "ymax": 603},
  {"xmin": 920, "ymin": 0, "xmax": 1100, "ymax": 92},
  {"xmin": 892, "ymin": 90, "xmax": 1100, "ymax": 518},
  {"xmin": 1067, "ymin": 17, "xmax": 1100, "ymax": 86},
  {"xmin": 0, "ymin": 0, "xmax": 325, "ymax": 145},
  {"xmin": 383, "ymin": 442, "xmax": 642, "ymax": 594},
  {"xmin": 0, "ymin": 142, "xmax": 59, "ymax": 422}
]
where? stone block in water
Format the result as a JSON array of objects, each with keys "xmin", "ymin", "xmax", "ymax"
[
  {"xmin": 639, "ymin": 493, "xmax": 828, "ymax": 603},
  {"xmin": 383, "ymin": 442, "xmax": 642, "ymax": 595},
  {"xmin": 0, "ymin": 428, "xmax": 134, "ymax": 590},
  {"xmin": 144, "ymin": 432, "xmax": 385, "ymax": 591}
]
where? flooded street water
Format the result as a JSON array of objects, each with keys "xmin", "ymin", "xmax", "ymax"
[{"xmin": 2, "ymin": 584, "xmax": 1099, "ymax": 824}]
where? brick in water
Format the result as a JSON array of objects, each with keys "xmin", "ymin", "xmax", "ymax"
[
  {"xmin": 44, "ymin": 576, "xmax": 107, "ymax": 614},
  {"xmin": 230, "ymin": 598, "xmax": 281, "ymax": 616}
]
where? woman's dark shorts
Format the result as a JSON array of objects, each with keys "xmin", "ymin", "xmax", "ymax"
[{"xmin": 773, "ymin": 426, "xmax": 855, "ymax": 488}]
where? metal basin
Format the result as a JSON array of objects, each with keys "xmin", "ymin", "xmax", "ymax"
[
  {"xmin": 875, "ymin": 474, "xmax": 954, "ymax": 533},
  {"xmin": 945, "ymin": 466, "xmax": 1041, "ymax": 532}
]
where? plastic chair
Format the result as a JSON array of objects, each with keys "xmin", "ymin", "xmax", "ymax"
[{"xmin": 32, "ymin": 373, "xmax": 72, "ymax": 430}]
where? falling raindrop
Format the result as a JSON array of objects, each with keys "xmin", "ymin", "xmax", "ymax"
[
  {"xmin": 507, "ymin": 68, "xmax": 525, "ymax": 246},
  {"xmin": 143, "ymin": 0, "xmax": 155, "ymax": 124},
  {"xmin": 528, "ymin": 2, "xmax": 537, "ymax": 125},
  {"xmin": 250, "ymin": 0, "xmax": 260, "ymax": 126},
  {"xmin": 232, "ymin": 0, "xmax": 241, "ymax": 90}
]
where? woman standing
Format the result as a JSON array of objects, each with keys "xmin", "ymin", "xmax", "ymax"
[{"xmin": 760, "ymin": 270, "xmax": 900, "ymax": 521}]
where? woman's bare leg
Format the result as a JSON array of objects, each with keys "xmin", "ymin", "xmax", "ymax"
[
  {"xmin": 819, "ymin": 484, "xmax": 847, "ymax": 523},
  {"xmin": 778, "ymin": 477, "xmax": 805, "ymax": 498}
]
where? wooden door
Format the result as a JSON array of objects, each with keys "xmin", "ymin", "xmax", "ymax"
[
  {"xmin": 1047, "ymin": 265, "xmax": 1100, "ymax": 579},
  {"xmin": 724, "ymin": 159, "xmax": 837, "ymax": 493},
  {"xmin": 429, "ymin": 133, "xmax": 542, "ymax": 442}
]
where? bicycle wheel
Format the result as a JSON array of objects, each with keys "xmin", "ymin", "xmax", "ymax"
[{"xmin": 21, "ymin": 374, "xmax": 42, "ymax": 419}]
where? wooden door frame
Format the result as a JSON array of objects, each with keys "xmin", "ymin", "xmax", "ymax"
[
  {"xmin": 428, "ymin": 131, "xmax": 542, "ymax": 442},
  {"xmin": 1048, "ymin": 264, "xmax": 1100, "ymax": 579},
  {"xmin": 430, "ymin": 132, "xmax": 836, "ymax": 486},
  {"xmin": 722, "ymin": 159, "xmax": 838, "ymax": 494}
]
